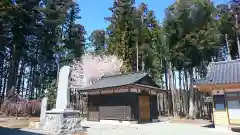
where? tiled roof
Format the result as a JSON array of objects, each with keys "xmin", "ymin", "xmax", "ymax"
[
  {"xmin": 195, "ymin": 59, "xmax": 240, "ymax": 85},
  {"xmin": 78, "ymin": 72, "xmax": 150, "ymax": 91}
]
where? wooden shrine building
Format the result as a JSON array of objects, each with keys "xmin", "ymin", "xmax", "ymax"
[
  {"xmin": 78, "ymin": 72, "xmax": 165, "ymax": 123},
  {"xmin": 195, "ymin": 60, "xmax": 240, "ymax": 129}
]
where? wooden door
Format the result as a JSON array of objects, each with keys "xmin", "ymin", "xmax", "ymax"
[
  {"xmin": 139, "ymin": 96, "xmax": 150, "ymax": 122},
  {"xmin": 88, "ymin": 111, "xmax": 99, "ymax": 121},
  {"xmin": 88, "ymin": 105, "xmax": 100, "ymax": 121}
]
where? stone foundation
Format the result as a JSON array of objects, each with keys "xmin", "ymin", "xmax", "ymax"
[{"xmin": 42, "ymin": 109, "xmax": 83, "ymax": 134}]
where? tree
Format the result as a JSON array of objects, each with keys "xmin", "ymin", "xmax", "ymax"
[
  {"xmin": 105, "ymin": 1, "xmax": 163, "ymax": 79},
  {"xmin": 70, "ymin": 54, "xmax": 122, "ymax": 89},
  {"xmin": 0, "ymin": 0, "xmax": 234, "ymax": 119},
  {"xmin": 89, "ymin": 30, "xmax": 106, "ymax": 54},
  {"xmin": 0, "ymin": 0, "xmax": 85, "ymax": 102},
  {"xmin": 163, "ymin": 0, "xmax": 220, "ymax": 118},
  {"xmin": 106, "ymin": 0, "xmax": 135, "ymax": 72},
  {"xmin": 133, "ymin": 3, "xmax": 163, "ymax": 81}
]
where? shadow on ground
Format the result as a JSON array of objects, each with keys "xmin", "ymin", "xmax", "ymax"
[
  {"xmin": 0, "ymin": 126, "xmax": 44, "ymax": 135},
  {"xmin": 231, "ymin": 128, "xmax": 240, "ymax": 133},
  {"xmin": 202, "ymin": 124, "xmax": 240, "ymax": 133},
  {"xmin": 201, "ymin": 123, "xmax": 215, "ymax": 128},
  {"xmin": 83, "ymin": 126, "xmax": 90, "ymax": 131},
  {"xmin": 138, "ymin": 120, "xmax": 163, "ymax": 125}
]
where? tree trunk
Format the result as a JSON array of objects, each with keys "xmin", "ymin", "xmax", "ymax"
[
  {"xmin": 188, "ymin": 68, "xmax": 196, "ymax": 119},
  {"xmin": 26, "ymin": 78, "xmax": 30, "ymax": 99},
  {"xmin": 21, "ymin": 73, "xmax": 24, "ymax": 98},
  {"xmin": 184, "ymin": 69, "xmax": 189, "ymax": 114},
  {"xmin": 16, "ymin": 60, "xmax": 24, "ymax": 94},
  {"xmin": 0, "ymin": 62, "xmax": 3, "ymax": 102},
  {"xmin": 2, "ymin": 70, "xmax": 8, "ymax": 99},
  {"xmin": 168, "ymin": 62, "xmax": 178, "ymax": 117},
  {"xmin": 7, "ymin": 45, "xmax": 21, "ymax": 91},
  {"xmin": 173, "ymin": 69, "xmax": 180, "ymax": 115},
  {"xmin": 0, "ymin": 59, "xmax": 5, "ymax": 105},
  {"xmin": 164, "ymin": 59, "xmax": 172, "ymax": 116},
  {"xmin": 178, "ymin": 70, "xmax": 183, "ymax": 116}
]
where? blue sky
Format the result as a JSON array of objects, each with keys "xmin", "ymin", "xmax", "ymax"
[{"xmin": 77, "ymin": 0, "xmax": 229, "ymax": 37}]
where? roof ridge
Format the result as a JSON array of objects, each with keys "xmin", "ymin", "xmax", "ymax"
[{"xmin": 102, "ymin": 72, "xmax": 147, "ymax": 78}]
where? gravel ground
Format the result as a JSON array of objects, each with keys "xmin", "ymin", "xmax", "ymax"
[{"xmin": 81, "ymin": 121, "xmax": 240, "ymax": 135}]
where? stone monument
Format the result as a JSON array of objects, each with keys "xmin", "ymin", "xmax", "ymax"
[
  {"xmin": 40, "ymin": 97, "xmax": 48, "ymax": 127},
  {"xmin": 43, "ymin": 66, "xmax": 83, "ymax": 134},
  {"xmin": 55, "ymin": 66, "xmax": 71, "ymax": 110}
]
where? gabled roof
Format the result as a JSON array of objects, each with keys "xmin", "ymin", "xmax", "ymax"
[
  {"xmin": 195, "ymin": 59, "xmax": 240, "ymax": 85},
  {"xmin": 78, "ymin": 72, "xmax": 160, "ymax": 91}
]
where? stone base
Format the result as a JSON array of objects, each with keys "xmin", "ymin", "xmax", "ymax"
[{"xmin": 42, "ymin": 109, "xmax": 83, "ymax": 134}]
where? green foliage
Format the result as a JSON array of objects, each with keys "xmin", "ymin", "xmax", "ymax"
[
  {"xmin": 163, "ymin": 0, "xmax": 220, "ymax": 71},
  {"xmin": 105, "ymin": 0, "xmax": 136, "ymax": 72},
  {"xmin": 89, "ymin": 29, "xmax": 106, "ymax": 54},
  {"xmin": 0, "ymin": 0, "xmax": 239, "ymax": 100},
  {"xmin": 217, "ymin": 1, "xmax": 240, "ymax": 58},
  {"xmin": 104, "ymin": 1, "xmax": 164, "ymax": 83},
  {"xmin": 0, "ymin": 0, "xmax": 85, "ymax": 99}
]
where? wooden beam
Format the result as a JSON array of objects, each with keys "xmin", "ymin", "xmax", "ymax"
[
  {"xmin": 128, "ymin": 84, "xmax": 166, "ymax": 93},
  {"xmin": 80, "ymin": 84, "xmax": 166, "ymax": 95},
  {"xmin": 132, "ymin": 84, "xmax": 164, "ymax": 91},
  {"xmin": 196, "ymin": 83, "xmax": 240, "ymax": 92}
]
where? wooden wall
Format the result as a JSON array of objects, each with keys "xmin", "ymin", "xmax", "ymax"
[
  {"xmin": 88, "ymin": 95, "xmax": 100, "ymax": 121},
  {"xmin": 150, "ymin": 95, "xmax": 158, "ymax": 119},
  {"xmin": 99, "ymin": 106, "xmax": 131, "ymax": 120},
  {"xmin": 87, "ymin": 92, "xmax": 159, "ymax": 122},
  {"xmin": 88, "ymin": 93, "xmax": 138, "ymax": 121}
]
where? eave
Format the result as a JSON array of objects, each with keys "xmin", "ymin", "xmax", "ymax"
[{"xmin": 195, "ymin": 83, "xmax": 240, "ymax": 92}]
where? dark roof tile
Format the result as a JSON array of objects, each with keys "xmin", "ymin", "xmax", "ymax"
[
  {"xmin": 78, "ymin": 72, "xmax": 148, "ymax": 91},
  {"xmin": 195, "ymin": 59, "xmax": 240, "ymax": 85}
]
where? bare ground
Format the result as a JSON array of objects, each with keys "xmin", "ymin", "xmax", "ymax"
[
  {"xmin": 1, "ymin": 117, "xmax": 233, "ymax": 135},
  {"xmin": 0, "ymin": 117, "xmax": 88, "ymax": 135},
  {"xmin": 169, "ymin": 118, "xmax": 212, "ymax": 125},
  {"xmin": 81, "ymin": 120, "xmax": 239, "ymax": 135},
  {"xmin": 0, "ymin": 117, "xmax": 40, "ymax": 128}
]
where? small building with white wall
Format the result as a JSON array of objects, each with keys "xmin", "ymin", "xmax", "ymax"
[{"xmin": 195, "ymin": 60, "xmax": 240, "ymax": 130}]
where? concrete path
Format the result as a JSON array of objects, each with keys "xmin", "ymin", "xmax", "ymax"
[{"xmin": 81, "ymin": 121, "xmax": 240, "ymax": 135}]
